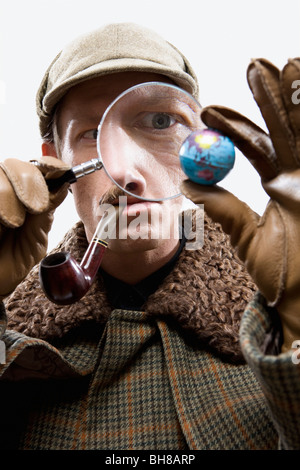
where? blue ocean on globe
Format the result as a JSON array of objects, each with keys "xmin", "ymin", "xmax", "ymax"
[{"xmin": 179, "ymin": 128, "xmax": 235, "ymax": 185}]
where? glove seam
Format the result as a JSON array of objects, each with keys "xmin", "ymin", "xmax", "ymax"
[{"xmin": 266, "ymin": 201, "xmax": 288, "ymax": 308}]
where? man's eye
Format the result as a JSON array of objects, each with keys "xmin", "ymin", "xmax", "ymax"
[
  {"xmin": 140, "ymin": 113, "xmax": 176, "ymax": 129},
  {"xmin": 82, "ymin": 129, "xmax": 98, "ymax": 140}
]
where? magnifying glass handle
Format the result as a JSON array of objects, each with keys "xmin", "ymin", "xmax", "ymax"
[{"xmin": 34, "ymin": 158, "xmax": 103, "ymax": 190}]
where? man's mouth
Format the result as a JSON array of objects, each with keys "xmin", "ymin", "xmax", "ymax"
[
  {"xmin": 99, "ymin": 186, "xmax": 160, "ymax": 213},
  {"xmin": 99, "ymin": 186, "xmax": 125, "ymax": 205},
  {"xmin": 120, "ymin": 199, "xmax": 157, "ymax": 217}
]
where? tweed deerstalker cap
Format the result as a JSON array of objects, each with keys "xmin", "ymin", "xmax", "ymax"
[{"xmin": 36, "ymin": 22, "xmax": 199, "ymax": 138}]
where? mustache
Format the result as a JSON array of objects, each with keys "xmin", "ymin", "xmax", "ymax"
[{"xmin": 99, "ymin": 185, "xmax": 126, "ymax": 205}]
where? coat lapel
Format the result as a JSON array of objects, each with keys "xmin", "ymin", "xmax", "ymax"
[
  {"xmin": 158, "ymin": 319, "xmax": 275, "ymax": 450},
  {"xmin": 5, "ymin": 209, "xmax": 257, "ymax": 362}
]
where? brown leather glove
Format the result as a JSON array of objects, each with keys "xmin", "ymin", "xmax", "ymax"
[
  {"xmin": 0, "ymin": 156, "xmax": 71, "ymax": 298},
  {"xmin": 181, "ymin": 58, "xmax": 300, "ymax": 353}
]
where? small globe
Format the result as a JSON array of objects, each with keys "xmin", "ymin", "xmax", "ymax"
[{"xmin": 179, "ymin": 128, "xmax": 235, "ymax": 185}]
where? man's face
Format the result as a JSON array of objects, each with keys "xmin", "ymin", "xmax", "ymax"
[{"xmin": 52, "ymin": 72, "xmax": 184, "ymax": 255}]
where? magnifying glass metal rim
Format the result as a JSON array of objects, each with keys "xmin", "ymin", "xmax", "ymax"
[{"xmin": 96, "ymin": 81, "xmax": 201, "ymax": 202}]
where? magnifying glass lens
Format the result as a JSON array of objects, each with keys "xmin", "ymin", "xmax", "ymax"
[{"xmin": 97, "ymin": 82, "xmax": 202, "ymax": 201}]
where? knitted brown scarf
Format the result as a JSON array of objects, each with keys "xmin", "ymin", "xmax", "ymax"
[{"xmin": 5, "ymin": 210, "xmax": 256, "ymax": 363}]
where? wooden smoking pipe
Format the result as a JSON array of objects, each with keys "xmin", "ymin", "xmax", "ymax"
[{"xmin": 39, "ymin": 209, "xmax": 117, "ymax": 305}]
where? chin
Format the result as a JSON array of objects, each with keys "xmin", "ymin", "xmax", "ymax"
[{"xmin": 108, "ymin": 235, "xmax": 161, "ymax": 254}]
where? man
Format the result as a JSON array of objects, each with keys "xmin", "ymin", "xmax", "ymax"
[{"xmin": 0, "ymin": 22, "xmax": 300, "ymax": 450}]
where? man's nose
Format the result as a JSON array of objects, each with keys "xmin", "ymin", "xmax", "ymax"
[{"xmin": 100, "ymin": 126, "xmax": 148, "ymax": 196}]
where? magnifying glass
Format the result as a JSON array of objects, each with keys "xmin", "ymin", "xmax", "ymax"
[
  {"xmin": 39, "ymin": 83, "xmax": 236, "ymax": 305},
  {"xmin": 97, "ymin": 82, "xmax": 202, "ymax": 201},
  {"xmin": 44, "ymin": 82, "xmax": 202, "ymax": 201}
]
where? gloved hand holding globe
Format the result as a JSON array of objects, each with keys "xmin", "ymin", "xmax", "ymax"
[{"xmin": 181, "ymin": 57, "xmax": 300, "ymax": 354}]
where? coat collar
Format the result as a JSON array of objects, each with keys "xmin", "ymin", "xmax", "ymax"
[{"xmin": 5, "ymin": 209, "xmax": 256, "ymax": 363}]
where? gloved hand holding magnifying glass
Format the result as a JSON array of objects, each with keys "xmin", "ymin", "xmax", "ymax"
[{"xmin": 2, "ymin": 81, "xmax": 235, "ymax": 304}]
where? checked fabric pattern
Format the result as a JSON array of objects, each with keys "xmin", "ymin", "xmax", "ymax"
[{"xmin": 1, "ymin": 307, "xmax": 279, "ymax": 450}]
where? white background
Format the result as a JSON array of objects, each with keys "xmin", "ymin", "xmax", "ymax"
[{"xmin": 0, "ymin": 0, "xmax": 299, "ymax": 251}]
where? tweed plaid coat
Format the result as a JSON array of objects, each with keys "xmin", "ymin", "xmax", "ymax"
[{"xmin": 1, "ymin": 215, "xmax": 300, "ymax": 450}]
